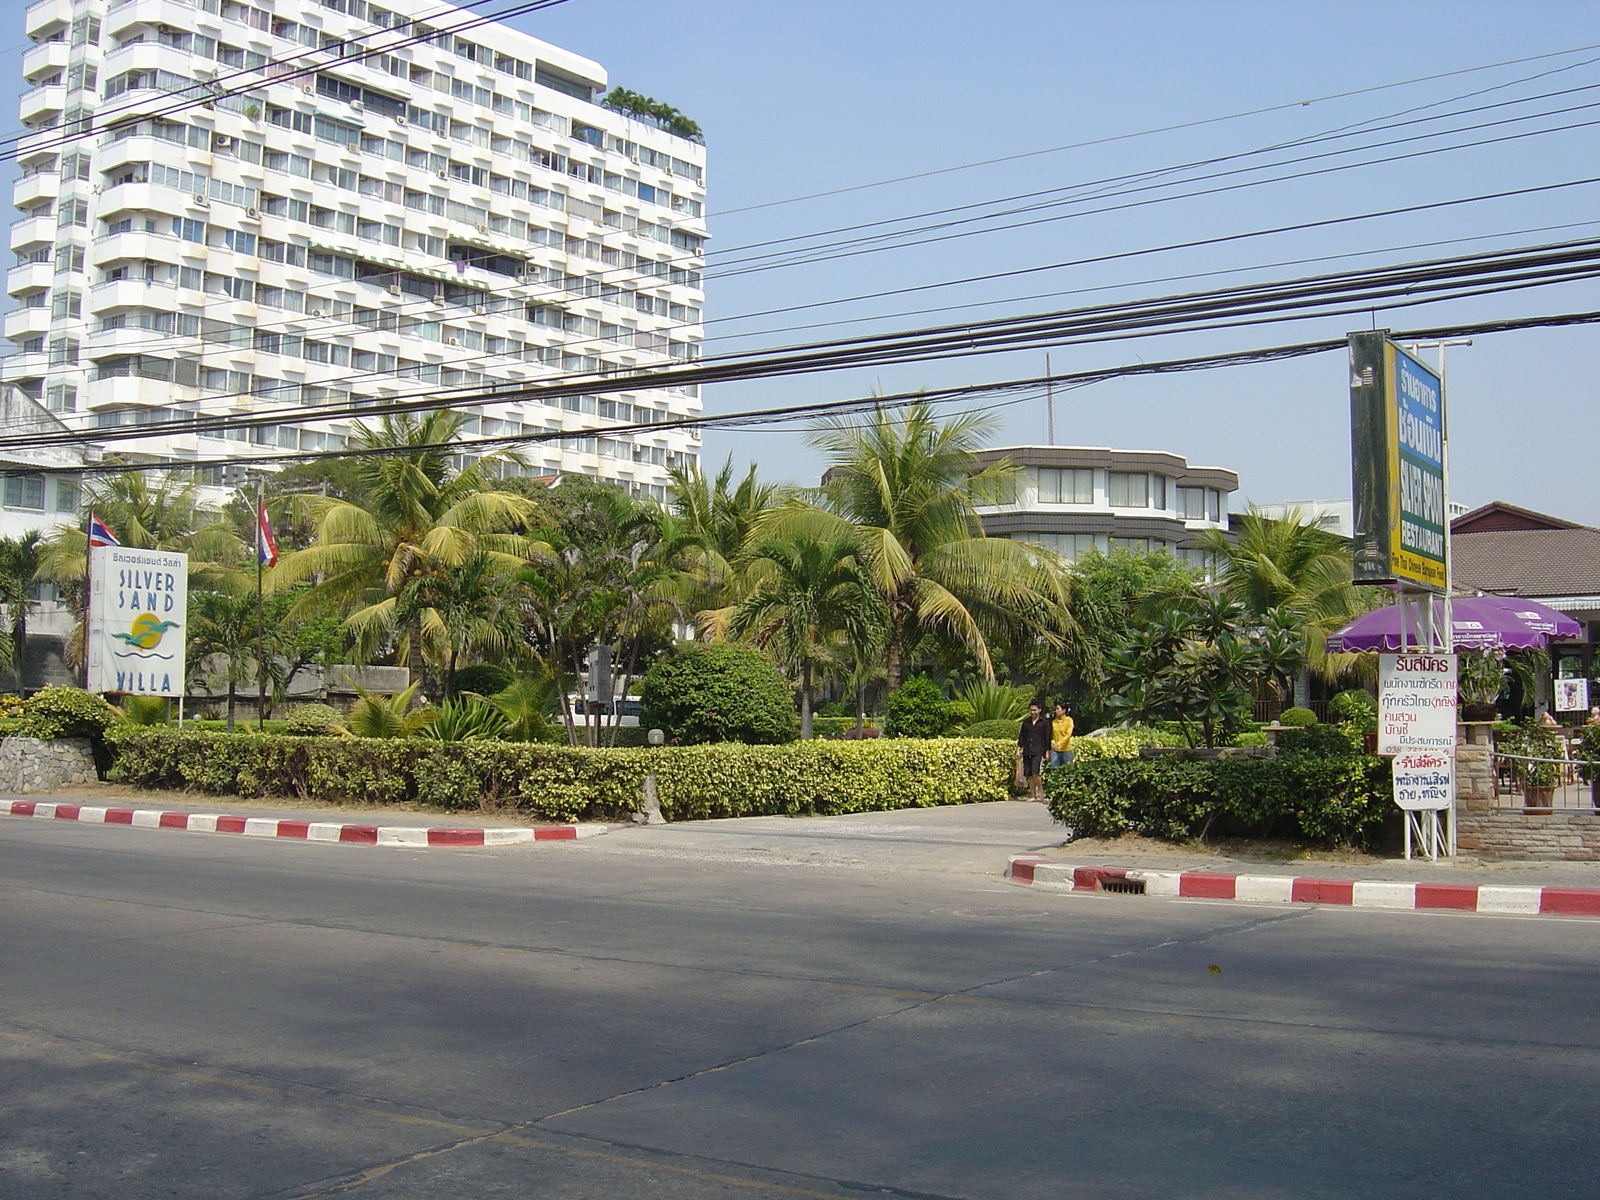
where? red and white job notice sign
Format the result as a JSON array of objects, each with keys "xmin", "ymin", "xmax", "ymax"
[{"xmin": 1378, "ymin": 652, "xmax": 1458, "ymax": 756}]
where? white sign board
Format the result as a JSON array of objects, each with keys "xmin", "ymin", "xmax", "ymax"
[
  {"xmin": 1378, "ymin": 652, "xmax": 1457, "ymax": 755},
  {"xmin": 1392, "ymin": 747, "xmax": 1454, "ymax": 811},
  {"xmin": 1554, "ymin": 677, "xmax": 1590, "ymax": 714},
  {"xmin": 86, "ymin": 545, "xmax": 188, "ymax": 696}
]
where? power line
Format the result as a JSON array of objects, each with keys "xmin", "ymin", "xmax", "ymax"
[
  {"xmin": 16, "ymin": 236, "xmax": 1600, "ymax": 455},
  {"xmin": 706, "ymin": 108, "xmax": 1600, "ymax": 281},
  {"xmin": 710, "ymin": 69, "xmax": 1600, "ymax": 263},
  {"xmin": 49, "ymin": 173, "xmax": 1600, "ymax": 429},
  {"xmin": 712, "ymin": 42, "xmax": 1600, "ymax": 215},
  {"xmin": 29, "ymin": 307, "xmax": 1600, "ymax": 480}
]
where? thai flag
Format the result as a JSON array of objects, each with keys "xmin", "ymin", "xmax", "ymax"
[
  {"xmin": 257, "ymin": 503, "xmax": 279, "ymax": 568},
  {"xmin": 87, "ymin": 513, "xmax": 119, "ymax": 548}
]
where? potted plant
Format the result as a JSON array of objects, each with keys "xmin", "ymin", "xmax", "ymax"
[
  {"xmin": 1457, "ymin": 649, "xmax": 1506, "ymax": 722},
  {"xmin": 1501, "ymin": 721, "xmax": 1564, "ymax": 812}
]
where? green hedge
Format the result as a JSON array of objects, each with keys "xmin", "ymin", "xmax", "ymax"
[
  {"xmin": 1045, "ymin": 755, "xmax": 1393, "ymax": 847},
  {"xmin": 106, "ymin": 727, "xmax": 1013, "ymax": 823}
]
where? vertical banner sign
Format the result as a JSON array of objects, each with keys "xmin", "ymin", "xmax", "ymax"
[
  {"xmin": 1378, "ymin": 652, "xmax": 1458, "ymax": 754},
  {"xmin": 1348, "ymin": 331, "xmax": 1448, "ymax": 590},
  {"xmin": 86, "ymin": 546, "xmax": 188, "ymax": 696},
  {"xmin": 1379, "ymin": 652, "xmax": 1457, "ymax": 812}
]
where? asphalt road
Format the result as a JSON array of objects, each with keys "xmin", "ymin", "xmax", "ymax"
[{"xmin": 2, "ymin": 802, "xmax": 1596, "ymax": 1200}]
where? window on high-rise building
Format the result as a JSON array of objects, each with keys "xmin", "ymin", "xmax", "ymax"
[
  {"xmin": 1178, "ymin": 486, "xmax": 1207, "ymax": 520},
  {"xmin": 1108, "ymin": 472, "xmax": 1150, "ymax": 507},
  {"xmin": 1035, "ymin": 467, "xmax": 1092, "ymax": 504}
]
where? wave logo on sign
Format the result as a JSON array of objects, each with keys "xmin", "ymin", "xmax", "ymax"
[{"xmin": 112, "ymin": 612, "xmax": 181, "ymax": 658}]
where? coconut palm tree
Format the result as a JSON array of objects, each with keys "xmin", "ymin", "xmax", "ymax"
[
  {"xmin": 720, "ymin": 531, "xmax": 885, "ymax": 738},
  {"xmin": 668, "ymin": 456, "xmax": 783, "ymax": 621},
  {"xmin": 773, "ymin": 402, "xmax": 1070, "ymax": 689},
  {"xmin": 272, "ymin": 410, "xmax": 540, "ymax": 697}
]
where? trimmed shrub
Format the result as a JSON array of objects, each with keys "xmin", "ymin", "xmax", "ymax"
[
  {"xmin": 1277, "ymin": 723, "xmax": 1362, "ymax": 757},
  {"xmin": 1278, "ymin": 706, "xmax": 1318, "ymax": 727},
  {"xmin": 452, "ymin": 663, "xmax": 514, "ymax": 697},
  {"xmin": 283, "ymin": 704, "xmax": 345, "ymax": 736},
  {"xmin": 884, "ymin": 675, "xmax": 955, "ymax": 738},
  {"xmin": 638, "ymin": 644, "xmax": 798, "ymax": 745},
  {"xmin": 106, "ymin": 728, "xmax": 1012, "ymax": 823},
  {"xmin": 954, "ymin": 718, "xmax": 1022, "ymax": 741},
  {"xmin": 20, "ymin": 686, "xmax": 121, "ymax": 741},
  {"xmin": 0, "ymin": 694, "xmax": 25, "ymax": 720},
  {"xmin": 1045, "ymin": 755, "xmax": 1392, "ymax": 847},
  {"xmin": 1072, "ymin": 735, "xmax": 1147, "ymax": 761}
]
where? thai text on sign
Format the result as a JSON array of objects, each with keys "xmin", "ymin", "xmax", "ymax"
[{"xmin": 1378, "ymin": 652, "xmax": 1457, "ymax": 755}]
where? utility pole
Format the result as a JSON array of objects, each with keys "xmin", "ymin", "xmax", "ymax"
[{"xmin": 1044, "ymin": 352, "xmax": 1056, "ymax": 445}]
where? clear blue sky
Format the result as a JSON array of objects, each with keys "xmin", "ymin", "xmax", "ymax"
[
  {"xmin": 7, "ymin": 1, "xmax": 1598, "ymax": 521},
  {"xmin": 522, "ymin": 0, "xmax": 1600, "ymax": 521}
]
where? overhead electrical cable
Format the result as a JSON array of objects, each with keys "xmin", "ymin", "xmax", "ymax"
[
  {"xmin": 713, "ymin": 41, "xmax": 1600, "ymax": 214},
  {"xmin": 28, "ymin": 308, "xmax": 1600, "ymax": 479},
  {"xmin": 17, "ymin": 237, "xmax": 1600, "ymax": 455}
]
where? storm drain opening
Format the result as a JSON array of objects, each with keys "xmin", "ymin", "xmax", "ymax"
[{"xmin": 1099, "ymin": 878, "xmax": 1147, "ymax": 895}]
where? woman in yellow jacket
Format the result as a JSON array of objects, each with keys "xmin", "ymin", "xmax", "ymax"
[{"xmin": 1049, "ymin": 702, "xmax": 1074, "ymax": 767}]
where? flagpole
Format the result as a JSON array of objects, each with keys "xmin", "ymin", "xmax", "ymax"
[
  {"xmin": 80, "ymin": 512, "xmax": 92, "ymax": 692},
  {"xmin": 256, "ymin": 479, "xmax": 266, "ymax": 731}
]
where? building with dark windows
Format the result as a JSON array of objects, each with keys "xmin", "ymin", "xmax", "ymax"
[{"xmin": 968, "ymin": 445, "xmax": 1238, "ymax": 569}]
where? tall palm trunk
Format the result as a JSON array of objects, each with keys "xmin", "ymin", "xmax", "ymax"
[
  {"xmin": 226, "ymin": 682, "xmax": 237, "ymax": 732},
  {"xmin": 800, "ymin": 657, "xmax": 814, "ymax": 740},
  {"xmin": 885, "ymin": 601, "xmax": 908, "ymax": 692}
]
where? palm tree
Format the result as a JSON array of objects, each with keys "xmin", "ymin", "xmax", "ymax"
[
  {"xmin": 37, "ymin": 472, "xmax": 247, "ymax": 667},
  {"xmin": 0, "ymin": 532, "xmax": 44, "ymax": 682},
  {"xmin": 720, "ymin": 531, "xmax": 885, "ymax": 738},
  {"xmin": 776, "ymin": 402, "xmax": 1070, "ymax": 689},
  {"xmin": 1194, "ymin": 509, "xmax": 1376, "ymax": 700},
  {"xmin": 668, "ymin": 456, "xmax": 783, "ymax": 621},
  {"xmin": 187, "ymin": 589, "xmax": 258, "ymax": 730},
  {"xmin": 515, "ymin": 476, "xmax": 689, "ymax": 746},
  {"xmin": 273, "ymin": 410, "xmax": 540, "ymax": 698}
]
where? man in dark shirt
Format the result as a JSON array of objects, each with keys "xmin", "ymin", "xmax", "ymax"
[{"xmin": 1017, "ymin": 701, "xmax": 1052, "ymax": 802}]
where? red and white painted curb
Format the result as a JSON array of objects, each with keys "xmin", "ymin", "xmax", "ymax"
[
  {"xmin": 4, "ymin": 800, "xmax": 610, "ymax": 847},
  {"xmin": 1007, "ymin": 855, "xmax": 1600, "ymax": 917}
]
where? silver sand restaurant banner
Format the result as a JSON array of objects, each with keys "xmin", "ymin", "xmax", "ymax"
[
  {"xmin": 86, "ymin": 545, "xmax": 188, "ymax": 696},
  {"xmin": 1348, "ymin": 330, "xmax": 1448, "ymax": 592}
]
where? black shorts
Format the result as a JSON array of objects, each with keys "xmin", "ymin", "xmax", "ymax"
[{"xmin": 1022, "ymin": 754, "xmax": 1045, "ymax": 778}]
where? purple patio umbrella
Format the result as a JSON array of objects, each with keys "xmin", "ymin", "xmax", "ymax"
[{"xmin": 1325, "ymin": 594, "xmax": 1582, "ymax": 653}]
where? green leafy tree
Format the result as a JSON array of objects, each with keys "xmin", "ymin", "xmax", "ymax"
[
  {"xmin": 1105, "ymin": 594, "xmax": 1308, "ymax": 747},
  {"xmin": 721, "ymin": 531, "xmax": 885, "ymax": 738},
  {"xmin": 345, "ymin": 683, "xmax": 438, "ymax": 738},
  {"xmin": 515, "ymin": 477, "xmax": 687, "ymax": 746},
  {"xmin": 779, "ymin": 402, "xmax": 1069, "ymax": 689}
]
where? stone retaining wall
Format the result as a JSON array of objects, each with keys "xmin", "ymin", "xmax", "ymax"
[
  {"xmin": 1455, "ymin": 720, "xmax": 1600, "ymax": 860},
  {"xmin": 0, "ymin": 737, "xmax": 98, "ymax": 794}
]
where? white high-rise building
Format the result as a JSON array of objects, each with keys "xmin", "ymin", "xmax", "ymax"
[{"xmin": 8, "ymin": 0, "xmax": 707, "ymax": 502}]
